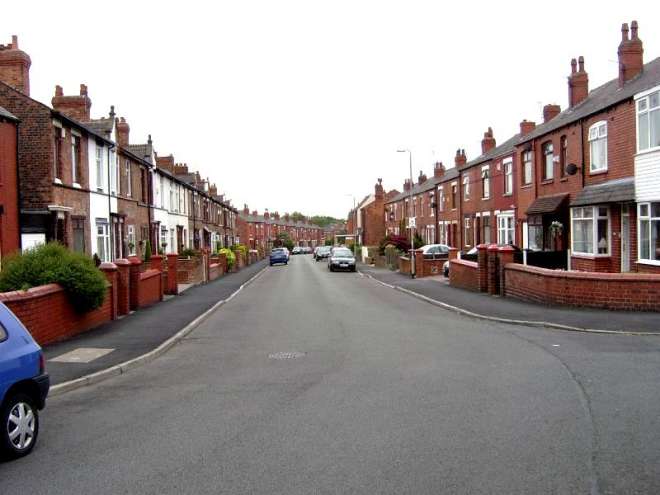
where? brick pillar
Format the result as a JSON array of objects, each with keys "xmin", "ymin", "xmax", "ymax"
[
  {"xmin": 477, "ymin": 244, "xmax": 489, "ymax": 293},
  {"xmin": 114, "ymin": 259, "xmax": 131, "ymax": 316},
  {"xmin": 150, "ymin": 254, "xmax": 163, "ymax": 272},
  {"xmin": 448, "ymin": 247, "xmax": 458, "ymax": 261},
  {"xmin": 204, "ymin": 248, "xmax": 210, "ymax": 282},
  {"xmin": 498, "ymin": 245, "xmax": 516, "ymax": 297},
  {"xmin": 166, "ymin": 254, "xmax": 179, "ymax": 295},
  {"xmin": 218, "ymin": 253, "xmax": 227, "ymax": 275},
  {"xmin": 128, "ymin": 257, "xmax": 142, "ymax": 311},
  {"xmin": 487, "ymin": 244, "xmax": 500, "ymax": 295},
  {"xmin": 414, "ymin": 249, "xmax": 424, "ymax": 278},
  {"xmin": 99, "ymin": 262, "xmax": 118, "ymax": 321}
]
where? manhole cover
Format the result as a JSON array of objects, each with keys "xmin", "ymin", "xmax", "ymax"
[{"xmin": 269, "ymin": 352, "xmax": 305, "ymax": 360}]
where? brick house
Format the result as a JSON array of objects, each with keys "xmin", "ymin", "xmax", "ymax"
[
  {"xmin": 0, "ymin": 104, "xmax": 19, "ymax": 262},
  {"xmin": 435, "ymin": 164, "xmax": 460, "ymax": 248},
  {"xmin": 240, "ymin": 208, "xmax": 323, "ymax": 249}
]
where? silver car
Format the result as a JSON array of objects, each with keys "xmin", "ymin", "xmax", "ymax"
[{"xmin": 328, "ymin": 247, "xmax": 356, "ymax": 272}]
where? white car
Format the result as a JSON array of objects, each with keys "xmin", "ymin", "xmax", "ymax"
[{"xmin": 419, "ymin": 244, "xmax": 450, "ymax": 258}]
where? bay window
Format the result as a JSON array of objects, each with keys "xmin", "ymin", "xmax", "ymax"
[
  {"xmin": 571, "ymin": 206, "xmax": 609, "ymax": 255},
  {"xmin": 638, "ymin": 203, "xmax": 660, "ymax": 262},
  {"xmin": 527, "ymin": 215, "xmax": 543, "ymax": 251},
  {"xmin": 637, "ymin": 90, "xmax": 660, "ymax": 152},
  {"xmin": 588, "ymin": 121, "xmax": 608, "ymax": 173}
]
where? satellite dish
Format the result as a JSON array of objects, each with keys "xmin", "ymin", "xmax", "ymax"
[{"xmin": 565, "ymin": 163, "xmax": 579, "ymax": 176}]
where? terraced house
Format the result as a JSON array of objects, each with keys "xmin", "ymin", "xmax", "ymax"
[{"xmin": 238, "ymin": 207, "xmax": 323, "ymax": 250}]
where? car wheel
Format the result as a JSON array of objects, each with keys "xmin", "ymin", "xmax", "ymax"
[
  {"xmin": 270, "ymin": 263, "xmax": 273, "ymax": 266},
  {"xmin": 0, "ymin": 393, "xmax": 39, "ymax": 459}
]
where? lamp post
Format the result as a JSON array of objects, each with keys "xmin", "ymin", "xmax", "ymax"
[
  {"xmin": 346, "ymin": 193, "xmax": 357, "ymax": 250},
  {"xmin": 397, "ymin": 149, "xmax": 416, "ymax": 278}
]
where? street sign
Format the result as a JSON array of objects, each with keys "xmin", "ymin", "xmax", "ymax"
[{"xmin": 408, "ymin": 217, "xmax": 416, "ymax": 228}]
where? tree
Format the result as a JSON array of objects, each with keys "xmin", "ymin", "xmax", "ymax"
[
  {"xmin": 274, "ymin": 232, "xmax": 294, "ymax": 251},
  {"xmin": 290, "ymin": 211, "xmax": 306, "ymax": 223}
]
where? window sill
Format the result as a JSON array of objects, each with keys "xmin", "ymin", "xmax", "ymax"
[
  {"xmin": 637, "ymin": 259, "xmax": 660, "ymax": 267},
  {"xmin": 560, "ymin": 177, "xmax": 569, "ymax": 182},
  {"xmin": 502, "ymin": 193, "xmax": 513, "ymax": 197},
  {"xmin": 589, "ymin": 169, "xmax": 608, "ymax": 176},
  {"xmin": 635, "ymin": 147, "xmax": 660, "ymax": 157},
  {"xmin": 540, "ymin": 179, "xmax": 554, "ymax": 185},
  {"xmin": 54, "ymin": 178, "xmax": 63, "ymax": 185},
  {"xmin": 73, "ymin": 183, "xmax": 82, "ymax": 189},
  {"xmin": 520, "ymin": 184, "xmax": 532, "ymax": 189},
  {"xmin": 571, "ymin": 252, "xmax": 611, "ymax": 259}
]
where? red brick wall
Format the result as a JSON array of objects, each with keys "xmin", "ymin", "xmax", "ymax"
[
  {"xmin": 0, "ymin": 284, "xmax": 112, "ymax": 346},
  {"xmin": 177, "ymin": 256, "xmax": 203, "ymax": 284},
  {"xmin": 138, "ymin": 269, "xmax": 161, "ymax": 308},
  {"xmin": 637, "ymin": 263, "xmax": 660, "ymax": 274},
  {"xmin": 505, "ymin": 263, "xmax": 660, "ymax": 311},
  {"xmin": 0, "ymin": 118, "xmax": 20, "ymax": 255},
  {"xmin": 449, "ymin": 259, "xmax": 479, "ymax": 291}
]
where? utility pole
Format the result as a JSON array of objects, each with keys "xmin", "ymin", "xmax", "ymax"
[{"xmin": 397, "ymin": 149, "xmax": 416, "ymax": 278}]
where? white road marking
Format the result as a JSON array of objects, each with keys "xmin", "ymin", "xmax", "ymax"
[{"xmin": 50, "ymin": 348, "xmax": 115, "ymax": 364}]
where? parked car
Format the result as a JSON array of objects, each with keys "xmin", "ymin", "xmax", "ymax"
[
  {"xmin": 292, "ymin": 247, "xmax": 302, "ymax": 255},
  {"xmin": 282, "ymin": 247, "xmax": 290, "ymax": 260},
  {"xmin": 270, "ymin": 248, "xmax": 288, "ymax": 266},
  {"xmin": 419, "ymin": 244, "xmax": 450, "ymax": 259},
  {"xmin": 0, "ymin": 302, "xmax": 49, "ymax": 459},
  {"xmin": 303, "ymin": 247, "xmax": 313, "ymax": 254},
  {"xmin": 328, "ymin": 247, "xmax": 357, "ymax": 272},
  {"xmin": 315, "ymin": 246, "xmax": 332, "ymax": 261}
]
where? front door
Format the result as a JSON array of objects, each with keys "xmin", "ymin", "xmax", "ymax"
[{"xmin": 621, "ymin": 204, "xmax": 631, "ymax": 272}]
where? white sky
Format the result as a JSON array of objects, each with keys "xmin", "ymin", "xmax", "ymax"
[{"xmin": 3, "ymin": 1, "xmax": 660, "ymax": 218}]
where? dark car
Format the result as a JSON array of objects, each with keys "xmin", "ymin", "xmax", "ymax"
[
  {"xmin": 328, "ymin": 247, "xmax": 357, "ymax": 272},
  {"xmin": 270, "ymin": 248, "xmax": 288, "ymax": 266},
  {"xmin": 0, "ymin": 302, "xmax": 49, "ymax": 459},
  {"xmin": 315, "ymin": 246, "xmax": 332, "ymax": 261}
]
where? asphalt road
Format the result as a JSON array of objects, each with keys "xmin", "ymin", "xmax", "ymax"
[{"xmin": 2, "ymin": 254, "xmax": 660, "ymax": 494}]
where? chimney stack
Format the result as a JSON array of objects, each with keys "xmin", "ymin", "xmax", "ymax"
[
  {"xmin": 481, "ymin": 127, "xmax": 496, "ymax": 154},
  {"xmin": 403, "ymin": 179, "xmax": 412, "ymax": 192},
  {"xmin": 543, "ymin": 104, "xmax": 561, "ymax": 123},
  {"xmin": 520, "ymin": 119, "xmax": 536, "ymax": 136},
  {"xmin": 51, "ymin": 84, "xmax": 92, "ymax": 121},
  {"xmin": 116, "ymin": 117, "xmax": 130, "ymax": 148},
  {"xmin": 243, "ymin": 204, "xmax": 250, "ymax": 215},
  {"xmin": 568, "ymin": 56, "xmax": 589, "ymax": 107},
  {"xmin": 0, "ymin": 35, "xmax": 31, "ymax": 95},
  {"xmin": 264, "ymin": 209, "xmax": 270, "ymax": 219},
  {"xmin": 418, "ymin": 170, "xmax": 427, "ymax": 184},
  {"xmin": 375, "ymin": 178, "xmax": 384, "ymax": 199},
  {"xmin": 156, "ymin": 154, "xmax": 174, "ymax": 173},
  {"xmin": 454, "ymin": 149, "xmax": 467, "ymax": 167},
  {"xmin": 618, "ymin": 20, "xmax": 643, "ymax": 87},
  {"xmin": 174, "ymin": 163, "xmax": 189, "ymax": 175},
  {"xmin": 434, "ymin": 161, "xmax": 445, "ymax": 178}
]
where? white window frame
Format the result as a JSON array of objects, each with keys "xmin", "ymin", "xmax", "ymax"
[
  {"xmin": 125, "ymin": 160, "xmax": 132, "ymax": 197},
  {"xmin": 95, "ymin": 146, "xmax": 104, "ymax": 191},
  {"xmin": 588, "ymin": 121, "xmax": 608, "ymax": 173},
  {"xmin": 503, "ymin": 158, "xmax": 513, "ymax": 195},
  {"xmin": 481, "ymin": 165, "xmax": 490, "ymax": 199},
  {"xmin": 636, "ymin": 88, "xmax": 660, "ymax": 153},
  {"xmin": 96, "ymin": 220, "xmax": 110, "ymax": 263},
  {"xmin": 127, "ymin": 225, "xmax": 136, "ymax": 255},
  {"xmin": 637, "ymin": 202, "xmax": 660, "ymax": 265},
  {"xmin": 71, "ymin": 133, "xmax": 81, "ymax": 187},
  {"xmin": 522, "ymin": 151, "xmax": 532, "ymax": 185},
  {"xmin": 570, "ymin": 206, "xmax": 610, "ymax": 256},
  {"xmin": 429, "ymin": 192, "xmax": 435, "ymax": 217},
  {"xmin": 497, "ymin": 212, "xmax": 515, "ymax": 245},
  {"xmin": 464, "ymin": 217, "xmax": 472, "ymax": 247},
  {"xmin": 542, "ymin": 141, "xmax": 554, "ymax": 180},
  {"xmin": 438, "ymin": 189, "xmax": 445, "ymax": 212},
  {"xmin": 463, "ymin": 176, "xmax": 470, "ymax": 201}
]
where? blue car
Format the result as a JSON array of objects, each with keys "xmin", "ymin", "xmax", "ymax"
[
  {"xmin": 0, "ymin": 302, "xmax": 49, "ymax": 459},
  {"xmin": 269, "ymin": 248, "xmax": 288, "ymax": 266}
]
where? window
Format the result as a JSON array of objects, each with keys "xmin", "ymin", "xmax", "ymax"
[
  {"xmin": 54, "ymin": 127, "xmax": 63, "ymax": 181},
  {"xmin": 96, "ymin": 220, "xmax": 110, "ymax": 262},
  {"xmin": 160, "ymin": 176, "xmax": 165, "ymax": 208},
  {"xmin": 429, "ymin": 192, "xmax": 435, "ymax": 216},
  {"xmin": 497, "ymin": 213, "xmax": 515, "ymax": 245},
  {"xmin": 560, "ymin": 136, "xmax": 568, "ymax": 178},
  {"xmin": 464, "ymin": 217, "xmax": 472, "ymax": 247},
  {"xmin": 109, "ymin": 151, "xmax": 117, "ymax": 195},
  {"xmin": 481, "ymin": 166, "xmax": 490, "ymax": 199},
  {"xmin": 125, "ymin": 160, "xmax": 132, "ymax": 197},
  {"xmin": 72, "ymin": 217, "xmax": 85, "ymax": 253},
  {"xmin": 542, "ymin": 141, "xmax": 554, "ymax": 180},
  {"xmin": 72, "ymin": 135, "xmax": 81, "ymax": 185},
  {"xmin": 588, "ymin": 121, "xmax": 608, "ymax": 173},
  {"xmin": 451, "ymin": 184, "xmax": 457, "ymax": 209},
  {"xmin": 170, "ymin": 187, "xmax": 175, "ymax": 212},
  {"xmin": 127, "ymin": 225, "xmax": 136, "ymax": 255},
  {"xmin": 638, "ymin": 203, "xmax": 660, "ymax": 263},
  {"xmin": 438, "ymin": 222, "xmax": 447, "ymax": 245},
  {"xmin": 527, "ymin": 215, "xmax": 543, "ymax": 251},
  {"xmin": 161, "ymin": 225, "xmax": 168, "ymax": 251},
  {"xmin": 463, "ymin": 176, "xmax": 470, "ymax": 200},
  {"xmin": 481, "ymin": 215, "xmax": 491, "ymax": 244},
  {"xmin": 0, "ymin": 322, "xmax": 6, "ymax": 341},
  {"xmin": 571, "ymin": 206, "xmax": 609, "ymax": 255},
  {"xmin": 504, "ymin": 159, "xmax": 513, "ymax": 195},
  {"xmin": 522, "ymin": 151, "xmax": 532, "ymax": 185},
  {"xmin": 94, "ymin": 147, "xmax": 103, "ymax": 191},
  {"xmin": 438, "ymin": 189, "xmax": 444, "ymax": 212},
  {"xmin": 637, "ymin": 90, "xmax": 660, "ymax": 152}
]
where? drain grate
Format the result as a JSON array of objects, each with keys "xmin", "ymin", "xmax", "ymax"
[{"xmin": 269, "ymin": 352, "xmax": 305, "ymax": 360}]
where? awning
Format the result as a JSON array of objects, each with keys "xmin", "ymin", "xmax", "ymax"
[
  {"xmin": 570, "ymin": 177, "xmax": 634, "ymax": 207},
  {"xmin": 526, "ymin": 193, "xmax": 568, "ymax": 215}
]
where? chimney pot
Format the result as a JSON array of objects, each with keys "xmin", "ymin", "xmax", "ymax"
[
  {"xmin": 568, "ymin": 57, "xmax": 589, "ymax": 107},
  {"xmin": 618, "ymin": 20, "xmax": 643, "ymax": 86},
  {"xmin": 571, "ymin": 58, "xmax": 577, "ymax": 74},
  {"xmin": 621, "ymin": 22, "xmax": 629, "ymax": 42},
  {"xmin": 55, "ymin": 85, "xmax": 63, "ymax": 96},
  {"xmin": 79, "ymin": 83, "xmax": 87, "ymax": 96},
  {"xmin": 520, "ymin": 119, "xmax": 537, "ymax": 136},
  {"xmin": 481, "ymin": 127, "xmax": 496, "ymax": 154},
  {"xmin": 0, "ymin": 35, "xmax": 31, "ymax": 95},
  {"xmin": 11, "ymin": 35, "xmax": 18, "ymax": 48}
]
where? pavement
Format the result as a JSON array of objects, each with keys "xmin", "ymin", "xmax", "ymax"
[
  {"xmin": 43, "ymin": 259, "xmax": 268, "ymax": 385},
  {"xmin": 5, "ymin": 254, "xmax": 660, "ymax": 493},
  {"xmin": 358, "ymin": 263, "xmax": 660, "ymax": 334}
]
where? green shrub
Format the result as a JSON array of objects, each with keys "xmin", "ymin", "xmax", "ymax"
[
  {"xmin": 180, "ymin": 248, "xmax": 199, "ymax": 258},
  {"xmin": 218, "ymin": 248, "xmax": 236, "ymax": 270},
  {"xmin": 143, "ymin": 239, "xmax": 152, "ymax": 262},
  {"xmin": 0, "ymin": 242, "xmax": 107, "ymax": 313},
  {"xmin": 232, "ymin": 244, "xmax": 248, "ymax": 258}
]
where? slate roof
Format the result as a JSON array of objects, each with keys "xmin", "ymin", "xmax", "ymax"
[
  {"xmin": 571, "ymin": 177, "xmax": 635, "ymax": 206},
  {"xmin": 128, "ymin": 143, "xmax": 153, "ymax": 164},
  {"xmin": 521, "ymin": 56, "xmax": 660, "ymax": 143},
  {"xmin": 463, "ymin": 133, "xmax": 521, "ymax": 169},
  {"xmin": 84, "ymin": 117, "xmax": 114, "ymax": 139},
  {"xmin": 238, "ymin": 212, "xmax": 321, "ymax": 230},
  {"xmin": 385, "ymin": 168, "xmax": 459, "ymax": 205},
  {"xmin": 526, "ymin": 193, "xmax": 569, "ymax": 215},
  {"xmin": 0, "ymin": 105, "xmax": 17, "ymax": 121}
]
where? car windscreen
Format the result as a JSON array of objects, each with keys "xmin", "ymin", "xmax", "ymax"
[
  {"xmin": 332, "ymin": 249, "xmax": 353, "ymax": 258},
  {"xmin": 272, "ymin": 249, "xmax": 284, "ymax": 254}
]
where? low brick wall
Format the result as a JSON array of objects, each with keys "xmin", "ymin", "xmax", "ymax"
[
  {"xmin": 449, "ymin": 259, "xmax": 479, "ymax": 291},
  {"xmin": 209, "ymin": 262, "xmax": 223, "ymax": 281},
  {"xmin": 138, "ymin": 269, "xmax": 162, "ymax": 308},
  {"xmin": 177, "ymin": 256, "xmax": 203, "ymax": 284},
  {"xmin": 504, "ymin": 263, "xmax": 660, "ymax": 311},
  {"xmin": 0, "ymin": 284, "xmax": 112, "ymax": 346}
]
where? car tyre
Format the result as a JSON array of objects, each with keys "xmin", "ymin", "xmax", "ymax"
[{"xmin": 0, "ymin": 393, "xmax": 39, "ymax": 460}]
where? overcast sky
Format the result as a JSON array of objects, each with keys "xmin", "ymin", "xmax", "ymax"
[{"xmin": 3, "ymin": 1, "xmax": 660, "ymax": 218}]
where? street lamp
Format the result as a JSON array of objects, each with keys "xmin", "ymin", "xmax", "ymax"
[
  {"xmin": 397, "ymin": 149, "xmax": 416, "ymax": 278},
  {"xmin": 345, "ymin": 193, "xmax": 357, "ymax": 250}
]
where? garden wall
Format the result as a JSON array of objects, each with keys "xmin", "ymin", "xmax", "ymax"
[{"xmin": 449, "ymin": 259, "xmax": 479, "ymax": 291}]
